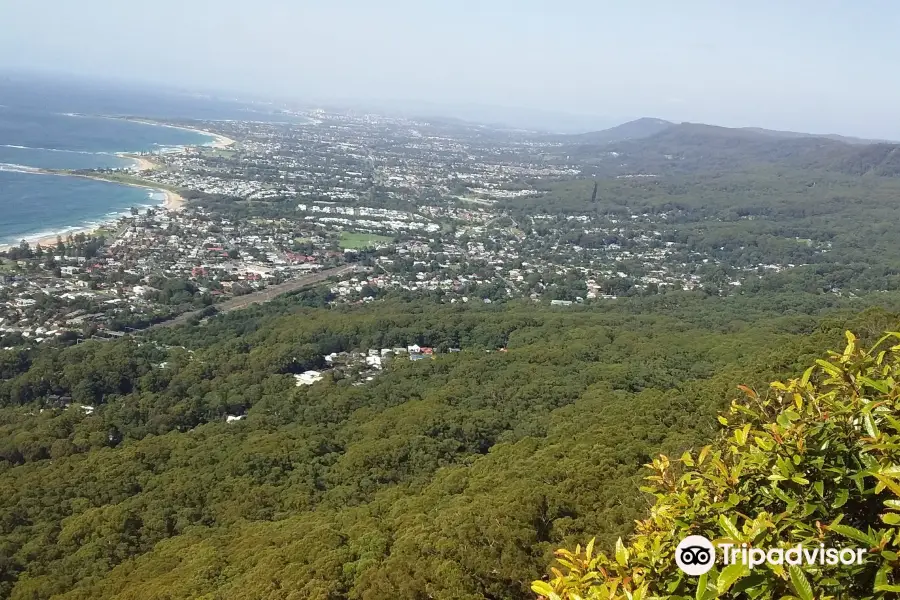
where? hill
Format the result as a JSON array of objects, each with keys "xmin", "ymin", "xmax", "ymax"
[
  {"xmin": 563, "ymin": 117, "xmax": 892, "ymax": 149},
  {"xmin": 555, "ymin": 121, "xmax": 900, "ymax": 177},
  {"xmin": 739, "ymin": 125, "xmax": 894, "ymax": 145},
  {"xmin": 556, "ymin": 117, "xmax": 674, "ymax": 144}
]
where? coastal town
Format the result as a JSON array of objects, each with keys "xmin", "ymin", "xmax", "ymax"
[{"xmin": 0, "ymin": 109, "xmax": 825, "ymax": 346}]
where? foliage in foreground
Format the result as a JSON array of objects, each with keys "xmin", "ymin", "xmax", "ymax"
[{"xmin": 535, "ymin": 331, "xmax": 900, "ymax": 599}]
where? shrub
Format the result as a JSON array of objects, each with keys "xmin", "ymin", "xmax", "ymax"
[{"xmin": 534, "ymin": 331, "xmax": 900, "ymax": 599}]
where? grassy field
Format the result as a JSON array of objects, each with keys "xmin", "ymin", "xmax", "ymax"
[
  {"xmin": 338, "ymin": 232, "xmax": 393, "ymax": 249},
  {"xmin": 94, "ymin": 226, "xmax": 119, "ymax": 238}
]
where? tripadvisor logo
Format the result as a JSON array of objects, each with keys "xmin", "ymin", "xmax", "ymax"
[{"xmin": 675, "ymin": 535, "xmax": 867, "ymax": 576}]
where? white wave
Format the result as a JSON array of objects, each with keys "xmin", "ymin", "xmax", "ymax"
[
  {"xmin": 1, "ymin": 219, "xmax": 117, "ymax": 247},
  {"xmin": 0, "ymin": 144, "xmax": 117, "ymax": 156},
  {"xmin": 0, "ymin": 162, "xmax": 43, "ymax": 174},
  {"xmin": 151, "ymin": 145, "xmax": 189, "ymax": 154}
]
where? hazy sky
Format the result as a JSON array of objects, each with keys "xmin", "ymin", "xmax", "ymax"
[{"xmin": 2, "ymin": 0, "xmax": 898, "ymax": 136}]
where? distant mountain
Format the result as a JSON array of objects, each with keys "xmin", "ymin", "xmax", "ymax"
[
  {"xmin": 560, "ymin": 117, "xmax": 674, "ymax": 144},
  {"xmin": 630, "ymin": 123, "xmax": 900, "ymax": 175},
  {"xmin": 560, "ymin": 118, "xmax": 895, "ymax": 150},
  {"xmin": 625, "ymin": 122, "xmax": 846, "ymax": 158},
  {"xmin": 738, "ymin": 126, "xmax": 894, "ymax": 146},
  {"xmin": 558, "ymin": 121, "xmax": 900, "ymax": 177}
]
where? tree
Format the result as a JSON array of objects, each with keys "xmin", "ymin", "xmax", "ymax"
[{"xmin": 534, "ymin": 331, "xmax": 900, "ymax": 600}]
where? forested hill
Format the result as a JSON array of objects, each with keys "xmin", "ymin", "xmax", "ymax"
[
  {"xmin": 552, "ymin": 118, "xmax": 674, "ymax": 145},
  {"xmin": 0, "ymin": 290, "xmax": 898, "ymax": 598},
  {"xmin": 563, "ymin": 117, "xmax": 890, "ymax": 148},
  {"xmin": 557, "ymin": 121, "xmax": 900, "ymax": 177}
]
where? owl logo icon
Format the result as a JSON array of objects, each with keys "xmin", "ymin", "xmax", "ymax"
[{"xmin": 675, "ymin": 535, "xmax": 716, "ymax": 576}]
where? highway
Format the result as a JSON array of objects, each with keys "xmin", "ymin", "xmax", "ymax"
[{"xmin": 146, "ymin": 264, "xmax": 356, "ymax": 330}]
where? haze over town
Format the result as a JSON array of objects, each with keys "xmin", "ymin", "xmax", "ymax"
[{"xmin": 3, "ymin": 0, "xmax": 900, "ymax": 137}]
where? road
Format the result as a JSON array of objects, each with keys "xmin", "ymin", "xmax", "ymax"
[{"xmin": 146, "ymin": 265, "xmax": 357, "ymax": 330}]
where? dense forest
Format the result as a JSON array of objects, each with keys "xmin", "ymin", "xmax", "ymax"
[
  {"xmin": 1, "ymin": 287, "xmax": 899, "ymax": 598},
  {"xmin": 538, "ymin": 330, "xmax": 900, "ymax": 599}
]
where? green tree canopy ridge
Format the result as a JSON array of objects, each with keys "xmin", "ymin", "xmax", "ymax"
[
  {"xmin": 535, "ymin": 330, "xmax": 900, "ymax": 599},
  {"xmin": 0, "ymin": 297, "xmax": 897, "ymax": 599}
]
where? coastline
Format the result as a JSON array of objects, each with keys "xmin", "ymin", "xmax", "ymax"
[
  {"xmin": 1, "ymin": 115, "xmax": 217, "ymax": 252},
  {"xmin": 0, "ymin": 170, "xmax": 185, "ymax": 253},
  {"xmin": 123, "ymin": 118, "xmax": 236, "ymax": 149},
  {"xmin": 120, "ymin": 154, "xmax": 159, "ymax": 171}
]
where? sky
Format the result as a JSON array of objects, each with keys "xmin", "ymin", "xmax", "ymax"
[{"xmin": 2, "ymin": 0, "xmax": 899, "ymax": 136}]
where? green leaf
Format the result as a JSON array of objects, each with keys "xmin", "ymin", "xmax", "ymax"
[
  {"xmin": 789, "ymin": 565, "xmax": 814, "ymax": 600},
  {"xmin": 816, "ymin": 358, "xmax": 842, "ymax": 377},
  {"xmin": 615, "ymin": 537, "xmax": 628, "ymax": 566},
  {"xmin": 731, "ymin": 572, "xmax": 767, "ymax": 595},
  {"xmin": 875, "ymin": 565, "xmax": 890, "ymax": 591},
  {"xmin": 696, "ymin": 572, "xmax": 708, "ymax": 600},
  {"xmin": 859, "ymin": 376, "xmax": 890, "ymax": 394},
  {"xmin": 829, "ymin": 523, "xmax": 876, "ymax": 546},
  {"xmin": 531, "ymin": 581, "xmax": 558, "ymax": 599},
  {"xmin": 813, "ymin": 481, "xmax": 824, "ymax": 498},
  {"xmin": 791, "ymin": 475, "xmax": 810, "ymax": 485},
  {"xmin": 771, "ymin": 484, "xmax": 797, "ymax": 506},
  {"xmin": 864, "ymin": 414, "xmax": 880, "ymax": 438},
  {"xmin": 800, "ymin": 366, "xmax": 814, "ymax": 387},
  {"xmin": 832, "ymin": 488, "xmax": 849, "ymax": 508},
  {"xmin": 719, "ymin": 514, "xmax": 742, "ymax": 541},
  {"xmin": 734, "ymin": 424, "xmax": 750, "ymax": 446},
  {"xmin": 881, "ymin": 512, "xmax": 900, "ymax": 525},
  {"xmin": 717, "ymin": 562, "xmax": 749, "ymax": 594},
  {"xmin": 874, "ymin": 473, "xmax": 900, "ymax": 498}
]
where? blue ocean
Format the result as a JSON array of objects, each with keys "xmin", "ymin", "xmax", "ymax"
[{"xmin": 0, "ymin": 74, "xmax": 277, "ymax": 246}]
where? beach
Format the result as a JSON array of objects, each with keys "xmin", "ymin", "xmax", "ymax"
[
  {"xmin": 124, "ymin": 118, "xmax": 237, "ymax": 149},
  {"xmin": 120, "ymin": 154, "xmax": 159, "ymax": 171},
  {"xmin": 0, "ymin": 176, "xmax": 185, "ymax": 252},
  {"xmin": 0, "ymin": 114, "xmax": 219, "ymax": 252},
  {"xmin": 163, "ymin": 189, "xmax": 185, "ymax": 211}
]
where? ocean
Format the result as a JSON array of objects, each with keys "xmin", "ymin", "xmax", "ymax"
[{"xmin": 0, "ymin": 74, "xmax": 273, "ymax": 246}]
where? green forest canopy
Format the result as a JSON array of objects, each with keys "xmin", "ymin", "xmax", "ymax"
[
  {"xmin": 535, "ymin": 331, "xmax": 900, "ymax": 599},
  {"xmin": 1, "ymin": 292, "xmax": 898, "ymax": 599}
]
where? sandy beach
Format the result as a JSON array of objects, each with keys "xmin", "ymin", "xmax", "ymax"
[
  {"xmin": 163, "ymin": 189, "xmax": 185, "ymax": 211},
  {"xmin": 2, "ymin": 225, "xmax": 105, "ymax": 253},
  {"xmin": 210, "ymin": 133, "xmax": 236, "ymax": 149},
  {"xmin": 125, "ymin": 118, "xmax": 237, "ymax": 149},
  {"xmin": 119, "ymin": 154, "xmax": 159, "ymax": 171},
  {"xmin": 0, "ymin": 176, "xmax": 185, "ymax": 252},
  {"xmin": 0, "ymin": 117, "xmax": 206, "ymax": 253}
]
